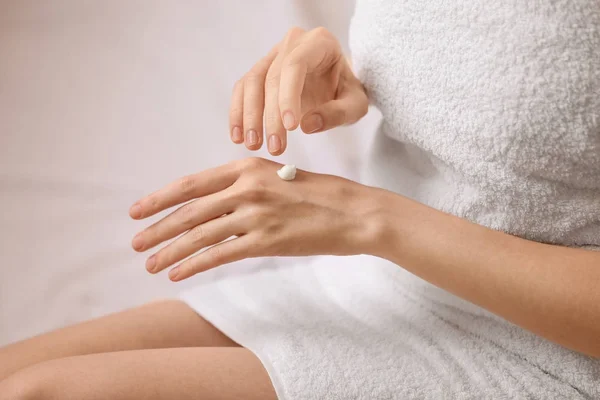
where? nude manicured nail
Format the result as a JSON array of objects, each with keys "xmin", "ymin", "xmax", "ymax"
[
  {"xmin": 169, "ymin": 266, "xmax": 180, "ymax": 281},
  {"xmin": 246, "ymin": 130, "xmax": 258, "ymax": 146},
  {"xmin": 232, "ymin": 126, "xmax": 242, "ymax": 142},
  {"xmin": 304, "ymin": 114, "xmax": 323, "ymax": 133},
  {"xmin": 268, "ymin": 135, "xmax": 282, "ymax": 153},
  {"xmin": 283, "ymin": 111, "xmax": 295, "ymax": 130}
]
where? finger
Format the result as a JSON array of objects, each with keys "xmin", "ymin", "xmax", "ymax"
[
  {"xmin": 279, "ymin": 28, "xmax": 340, "ymax": 130},
  {"xmin": 129, "ymin": 163, "xmax": 240, "ymax": 220},
  {"xmin": 276, "ymin": 27, "xmax": 306, "ymax": 131},
  {"xmin": 147, "ymin": 213, "xmax": 243, "ymax": 274},
  {"xmin": 299, "ymin": 88, "xmax": 368, "ymax": 134},
  {"xmin": 133, "ymin": 190, "xmax": 236, "ymax": 252},
  {"xmin": 278, "ymin": 54, "xmax": 306, "ymax": 131},
  {"xmin": 243, "ymin": 49, "xmax": 278, "ymax": 150},
  {"xmin": 229, "ymin": 79, "xmax": 244, "ymax": 143},
  {"xmin": 169, "ymin": 234, "xmax": 255, "ymax": 281},
  {"xmin": 264, "ymin": 63, "xmax": 287, "ymax": 155}
]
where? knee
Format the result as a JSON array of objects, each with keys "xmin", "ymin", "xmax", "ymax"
[{"xmin": 0, "ymin": 363, "xmax": 57, "ymax": 400}]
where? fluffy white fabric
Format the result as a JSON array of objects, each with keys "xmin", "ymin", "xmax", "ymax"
[{"xmin": 354, "ymin": 0, "xmax": 600, "ymax": 246}]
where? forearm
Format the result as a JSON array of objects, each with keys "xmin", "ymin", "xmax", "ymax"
[{"xmin": 363, "ymin": 187, "xmax": 600, "ymax": 357}]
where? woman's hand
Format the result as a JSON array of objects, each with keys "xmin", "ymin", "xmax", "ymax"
[
  {"xmin": 129, "ymin": 158, "xmax": 377, "ymax": 281},
  {"xmin": 230, "ymin": 27, "xmax": 368, "ymax": 155}
]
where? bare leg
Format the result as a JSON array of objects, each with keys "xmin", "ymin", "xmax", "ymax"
[
  {"xmin": 0, "ymin": 299, "xmax": 237, "ymax": 380},
  {"xmin": 0, "ymin": 347, "xmax": 277, "ymax": 400}
]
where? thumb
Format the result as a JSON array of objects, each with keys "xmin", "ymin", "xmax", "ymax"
[{"xmin": 300, "ymin": 90, "xmax": 368, "ymax": 134}]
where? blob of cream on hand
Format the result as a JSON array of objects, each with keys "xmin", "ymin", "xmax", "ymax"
[{"xmin": 277, "ymin": 165, "xmax": 297, "ymax": 181}]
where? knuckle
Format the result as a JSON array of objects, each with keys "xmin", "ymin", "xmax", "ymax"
[
  {"xmin": 243, "ymin": 182, "xmax": 268, "ymax": 202},
  {"xmin": 245, "ymin": 205, "xmax": 268, "ymax": 225},
  {"xmin": 190, "ymin": 225, "xmax": 206, "ymax": 244},
  {"xmin": 282, "ymin": 53, "xmax": 303, "ymax": 68},
  {"xmin": 311, "ymin": 26, "xmax": 331, "ymax": 39},
  {"xmin": 179, "ymin": 203, "xmax": 196, "ymax": 225},
  {"xmin": 179, "ymin": 175, "xmax": 196, "ymax": 195},
  {"xmin": 240, "ymin": 157, "xmax": 266, "ymax": 171},
  {"xmin": 243, "ymin": 205, "xmax": 279, "ymax": 235},
  {"xmin": 228, "ymin": 181, "xmax": 247, "ymax": 202},
  {"xmin": 244, "ymin": 71, "xmax": 265, "ymax": 86},
  {"xmin": 286, "ymin": 26, "xmax": 305, "ymax": 38},
  {"xmin": 265, "ymin": 72, "xmax": 280, "ymax": 87},
  {"xmin": 232, "ymin": 173, "xmax": 270, "ymax": 203},
  {"xmin": 207, "ymin": 245, "xmax": 224, "ymax": 265}
]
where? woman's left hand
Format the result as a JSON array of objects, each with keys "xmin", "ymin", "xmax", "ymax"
[{"xmin": 129, "ymin": 158, "xmax": 378, "ymax": 281}]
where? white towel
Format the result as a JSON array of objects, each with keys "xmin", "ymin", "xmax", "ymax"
[
  {"xmin": 181, "ymin": 0, "xmax": 600, "ymax": 398},
  {"xmin": 353, "ymin": 0, "xmax": 600, "ymax": 247}
]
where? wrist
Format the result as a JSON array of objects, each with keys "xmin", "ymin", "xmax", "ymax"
[{"xmin": 351, "ymin": 186, "xmax": 409, "ymax": 258}]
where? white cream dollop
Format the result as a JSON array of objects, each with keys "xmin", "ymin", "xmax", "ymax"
[{"xmin": 277, "ymin": 164, "xmax": 297, "ymax": 181}]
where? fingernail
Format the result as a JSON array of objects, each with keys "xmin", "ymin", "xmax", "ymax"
[
  {"xmin": 231, "ymin": 126, "xmax": 243, "ymax": 142},
  {"xmin": 129, "ymin": 203, "xmax": 142, "ymax": 219},
  {"xmin": 246, "ymin": 129, "xmax": 258, "ymax": 146},
  {"xmin": 268, "ymin": 135, "xmax": 282, "ymax": 153},
  {"xmin": 304, "ymin": 114, "xmax": 323, "ymax": 133},
  {"xmin": 132, "ymin": 233, "xmax": 144, "ymax": 251},
  {"xmin": 283, "ymin": 111, "xmax": 295, "ymax": 130},
  {"xmin": 146, "ymin": 255, "xmax": 156, "ymax": 272},
  {"xmin": 169, "ymin": 266, "xmax": 180, "ymax": 281}
]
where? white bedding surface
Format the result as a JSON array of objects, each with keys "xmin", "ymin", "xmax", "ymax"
[{"xmin": 0, "ymin": 0, "xmax": 379, "ymax": 345}]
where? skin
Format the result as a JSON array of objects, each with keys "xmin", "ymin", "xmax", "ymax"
[
  {"xmin": 0, "ymin": 300, "xmax": 277, "ymax": 399},
  {"xmin": 1, "ymin": 25, "xmax": 598, "ymax": 399},
  {"xmin": 0, "ymin": 300, "xmax": 238, "ymax": 380},
  {"xmin": 229, "ymin": 26, "xmax": 368, "ymax": 155},
  {"xmin": 0, "ymin": 348, "xmax": 274, "ymax": 400},
  {"xmin": 130, "ymin": 157, "xmax": 372, "ymax": 281}
]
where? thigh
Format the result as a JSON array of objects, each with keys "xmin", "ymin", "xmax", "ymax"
[
  {"xmin": 0, "ymin": 299, "xmax": 237, "ymax": 380},
  {"xmin": 0, "ymin": 347, "xmax": 277, "ymax": 400}
]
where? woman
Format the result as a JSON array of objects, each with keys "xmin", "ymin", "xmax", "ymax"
[{"xmin": 1, "ymin": 1, "xmax": 599, "ymax": 398}]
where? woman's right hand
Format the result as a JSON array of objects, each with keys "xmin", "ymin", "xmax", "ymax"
[{"xmin": 230, "ymin": 27, "xmax": 369, "ymax": 155}]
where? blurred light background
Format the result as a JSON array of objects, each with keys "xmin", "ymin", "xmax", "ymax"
[{"xmin": 0, "ymin": 0, "xmax": 380, "ymax": 345}]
